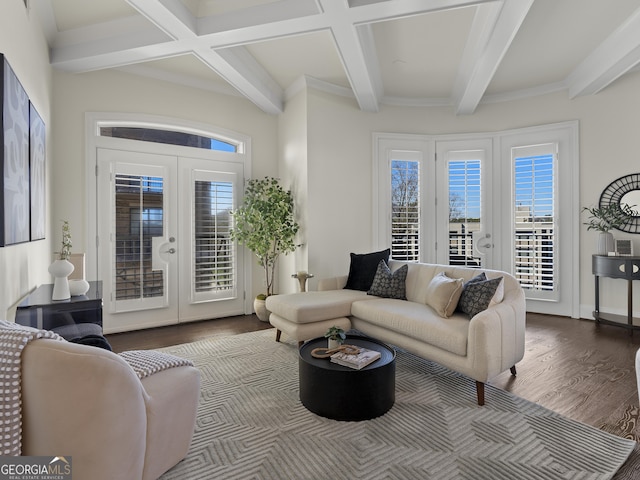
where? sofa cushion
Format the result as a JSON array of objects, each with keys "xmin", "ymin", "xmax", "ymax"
[
  {"xmin": 457, "ymin": 275, "xmax": 503, "ymax": 318},
  {"xmin": 344, "ymin": 249, "xmax": 390, "ymax": 291},
  {"xmin": 351, "ymin": 298, "xmax": 469, "ymax": 356},
  {"xmin": 367, "ymin": 260, "xmax": 408, "ymax": 300},
  {"xmin": 266, "ymin": 290, "xmax": 373, "ymax": 324},
  {"xmin": 424, "ymin": 272, "xmax": 464, "ymax": 317}
]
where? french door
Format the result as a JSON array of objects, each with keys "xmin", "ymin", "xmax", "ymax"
[
  {"xmin": 97, "ymin": 148, "xmax": 244, "ymax": 333},
  {"xmin": 379, "ymin": 137, "xmax": 493, "ymax": 268},
  {"xmin": 435, "ymin": 139, "xmax": 493, "ymax": 267}
]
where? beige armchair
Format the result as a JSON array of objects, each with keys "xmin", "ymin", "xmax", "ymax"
[{"xmin": 20, "ymin": 339, "xmax": 200, "ymax": 480}]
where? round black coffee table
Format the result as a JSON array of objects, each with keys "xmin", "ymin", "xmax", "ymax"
[{"xmin": 298, "ymin": 334, "xmax": 396, "ymax": 421}]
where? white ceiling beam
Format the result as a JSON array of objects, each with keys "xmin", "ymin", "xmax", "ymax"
[
  {"xmin": 51, "ymin": 29, "xmax": 183, "ymax": 72},
  {"xmin": 45, "ymin": 0, "xmax": 509, "ymax": 114},
  {"xmin": 196, "ymin": 46, "xmax": 284, "ymax": 115},
  {"xmin": 127, "ymin": 0, "xmax": 197, "ymax": 40},
  {"xmin": 453, "ymin": 0, "xmax": 533, "ymax": 115},
  {"xmin": 567, "ymin": 6, "xmax": 640, "ymax": 98},
  {"xmin": 452, "ymin": 2, "xmax": 502, "ymax": 105},
  {"xmin": 346, "ymin": 0, "xmax": 496, "ymax": 24},
  {"xmin": 124, "ymin": 0, "xmax": 283, "ymax": 114},
  {"xmin": 317, "ymin": 0, "xmax": 381, "ymax": 112}
]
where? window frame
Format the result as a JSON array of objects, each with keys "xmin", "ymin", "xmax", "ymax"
[{"xmin": 373, "ymin": 121, "xmax": 579, "ymax": 318}]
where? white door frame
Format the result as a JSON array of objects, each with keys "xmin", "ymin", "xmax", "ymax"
[{"xmin": 85, "ymin": 112, "xmax": 254, "ymax": 325}]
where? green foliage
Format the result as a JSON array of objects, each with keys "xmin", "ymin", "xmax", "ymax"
[
  {"xmin": 582, "ymin": 203, "xmax": 637, "ymax": 232},
  {"xmin": 324, "ymin": 326, "xmax": 346, "ymax": 343},
  {"xmin": 230, "ymin": 177, "xmax": 300, "ymax": 297},
  {"xmin": 59, "ymin": 220, "xmax": 72, "ymax": 260}
]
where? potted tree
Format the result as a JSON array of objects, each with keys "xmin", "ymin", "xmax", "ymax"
[
  {"xmin": 583, "ymin": 203, "xmax": 637, "ymax": 255},
  {"xmin": 231, "ymin": 177, "xmax": 300, "ymax": 321}
]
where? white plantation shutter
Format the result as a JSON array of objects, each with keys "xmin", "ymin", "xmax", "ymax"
[
  {"xmin": 391, "ymin": 159, "xmax": 420, "ymax": 261},
  {"xmin": 193, "ymin": 174, "xmax": 236, "ymax": 302},
  {"xmin": 447, "ymin": 158, "xmax": 481, "ymax": 267},
  {"xmin": 512, "ymin": 144, "xmax": 556, "ymax": 298}
]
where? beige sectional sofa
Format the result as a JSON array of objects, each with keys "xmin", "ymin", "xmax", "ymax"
[{"xmin": 267, "ymin": 260, "xmax": 526, "ymax": 405}]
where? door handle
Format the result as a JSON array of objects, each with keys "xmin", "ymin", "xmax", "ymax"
[{"xmin": 164, "ymin": 248, "xmax": 176, "ymax": 254}]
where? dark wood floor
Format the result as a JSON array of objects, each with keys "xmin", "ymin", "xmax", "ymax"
[
  {"xmin": 107, "ymin": 312, "xmax": 640, "ymax": 435},
  {"xmin": 106, "ymin": 312, "xmax": 640, "ymax": 476}
]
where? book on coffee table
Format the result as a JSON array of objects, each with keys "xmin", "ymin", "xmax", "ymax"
[{"xmin": 330, "ymin": 347, "xmax": 381, "ymax": 370}]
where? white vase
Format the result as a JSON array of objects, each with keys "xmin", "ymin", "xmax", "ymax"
[
  {"xmin": 597, "ymin": 232, "xmax": 615, "ymax": 255},
  {"xmin": 48, "ymin": 259, "xmax": 75, "ymax": 300},
  {"xmin": 328, "ymin": 338, "xmax": 340, "ymax": 350},
  {"xmin": 254, "ymin": 297, "xmax": 271, "ymax": 322},
  {"xmin": 69, "ymin": 279, "xmax": 90, "ymax": 296}
]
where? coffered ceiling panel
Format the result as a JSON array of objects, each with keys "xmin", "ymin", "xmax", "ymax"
[
  {"xmin": 374, "ymin": 6, "xmax": 475, "ymax": 99},
  {"xmin": 487, "ymin": 0, "xmax": 640, "ymax": 96},
  {"xmin": 51, "ymin": 0, "xmax": 137, "ymax": 31},
  {"xmin": 33, "ymin": 0, "xmax": 640, "ymax": 115},
  {"xmin": 245, "ymin": 31, "xmax": 351, "ymax": 91}
]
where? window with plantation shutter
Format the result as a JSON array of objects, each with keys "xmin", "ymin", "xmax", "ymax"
[
  {"xmin": 391, "ymin": 159, "xmax": 420, "ymax": 261},
  {"xmin": 512, "ymin": 145, "xmax": 556, "ymax": 296},
  {"xmin": 448, "ymin": 157, "xmax": 482, "ymax": 267},
  {"xmin": 193, "ymin": 177, "xmax": 236, "ymax": 301},
  {"xmin": 376, "ymin": 122, "xmax": 577, "ymax": 317}
]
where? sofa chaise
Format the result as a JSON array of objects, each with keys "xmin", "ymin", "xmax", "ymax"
[{"xmin": 267, "ymin": 258, "xmax": 526, "ymax": 405}]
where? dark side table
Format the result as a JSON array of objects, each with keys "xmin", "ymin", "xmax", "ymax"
[
  {"xmin": 15, "ymin": 281, "xmax": 103, "ymax": 332},
  {"xmin": 298, "ymin": 334, "xmax": 396, "ymax": 421},
  {"xmin": 592, "ymin": 255, "xmax": 640, "ymax": 335}
]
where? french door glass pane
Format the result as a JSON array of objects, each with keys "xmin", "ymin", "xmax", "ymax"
[
  {"xmin": 114, "ymin": 174, "xmax": 164, "ymax": 300},
  {"xmin": 194, "ymin": 180, "xmax": 235, "ymax": 296},
  {"xmin": 513, "ymin": 153, "xmax": 555, "ymax": 291},
  {"xmin": 448, "ymin": 160, "xmax": 481, "ymax": 267},
  {"xmin": 391, "ymin": 160, "xmax": 420, "ymax": 261}
]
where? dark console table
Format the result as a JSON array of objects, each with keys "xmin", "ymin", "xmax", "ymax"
[
  {"xmin": 15, "ymin": 281, "xmax": 103, "ymax": 331},
  {"xmin": 592, "ymin": 255, "xmax": 640, "ymax": 334}
]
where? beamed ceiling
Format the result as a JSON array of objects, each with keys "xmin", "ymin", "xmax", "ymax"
[{"xmin": 32, "ymin": 0, "xmax": 640, "ymax": 115}]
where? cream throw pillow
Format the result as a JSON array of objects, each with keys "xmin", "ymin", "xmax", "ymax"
[{"xmin": 425, "ymin": 272, "xmax": 464, "ymax": 317}]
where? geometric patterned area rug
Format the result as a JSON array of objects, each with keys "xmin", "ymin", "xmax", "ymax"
[{"xmin": 158, "ymin": 330, "xmax": 636, "ymax": 480}]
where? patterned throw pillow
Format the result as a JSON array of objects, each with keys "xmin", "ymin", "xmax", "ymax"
[
  {"xmin": 424, "ymin": 272, "xmax": 464, "ymax": 317},
  {"xmin": 367, "ymin": 260, "xmax": 408, "ymax": 299},
  {"xmin": 344, "ymin": 248, "xmax": 391, "ymax": 291},
  {"xmin": 457, "ymin": 274, "xmax": 504, "ymax": 318}
]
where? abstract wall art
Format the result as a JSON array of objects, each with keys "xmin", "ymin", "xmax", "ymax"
[
  {"xmin": 30, "ymin": 102, "xmax": 45, "ymax": 241},
  {"xmin": 1, "ymin": 54, "xmax": 30, "ymax": 246}
]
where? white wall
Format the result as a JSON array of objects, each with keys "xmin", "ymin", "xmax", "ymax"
[
  {"xmin": 0, "ymin": 1, "xmax": 53, "ymax": 319},
  {"xmin": 52, "ymin": 68, "xmax": 279, "ymax": 302},
  {"xmin": 277, "ymin": 90, "xmax": 308, "ymax": 294},
  {"xmin": 302, "ymin": 71, "xmax": 640, "ymax": 319}
]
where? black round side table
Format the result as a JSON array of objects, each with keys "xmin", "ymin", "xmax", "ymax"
[{"xmin": 298, "ymin": 334, "xmax": 396, "ymax": 421}]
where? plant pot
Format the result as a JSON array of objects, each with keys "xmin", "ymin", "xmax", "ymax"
[
  {"xmin": 597, "ymin": 232, "xmax": 615, "ymax": 255},
  {"xmin": 48, "ymin": 259, "xmax": 75, "ymax": 301},
  {"xmin": 254, "ymin": 297, "xmax": 271, "ymax": 322},
  {"xmin": 328, "ymin": 338, "xmax": 340, "ymax": 350}
]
